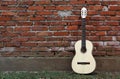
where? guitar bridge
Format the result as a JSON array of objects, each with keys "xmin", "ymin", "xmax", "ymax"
[{"xmin": 77, "ymin": 62, "xmax": 90, "ymax": 65}]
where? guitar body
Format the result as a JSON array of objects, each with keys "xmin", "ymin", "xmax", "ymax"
[{"xmin": 71, "ymin": 40, "xmax": 96, "ymax": 74}]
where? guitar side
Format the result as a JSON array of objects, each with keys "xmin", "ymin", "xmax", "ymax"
[{"xmin": 71, "ymin": 40, "xmax": 96, "ymax": 74}]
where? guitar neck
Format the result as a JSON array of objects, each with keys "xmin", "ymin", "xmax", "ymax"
[{"xmin": 81, "ymin": 18, "xmax": 86, "ymax": 48}]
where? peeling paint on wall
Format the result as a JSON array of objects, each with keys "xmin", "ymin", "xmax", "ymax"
[
  {"xmin": 58, "ymin": 11, "xmax": 72, "ymax": 17},
  {"xmin": 0, "ymin": 47, "xmax": 15, "ymax": 52}
]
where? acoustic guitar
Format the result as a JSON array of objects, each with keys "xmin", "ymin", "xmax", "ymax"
[{"xmin": 71, "ymin": 7, "xmax": 96, "ymax": 74}]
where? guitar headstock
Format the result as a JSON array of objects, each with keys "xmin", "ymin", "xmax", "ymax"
[{"xmin": 81, "ymin": 7, "xmax": 87, "ymax": 18}]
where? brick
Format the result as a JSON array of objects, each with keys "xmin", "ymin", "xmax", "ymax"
[
  {"xmin": 107, "ymin": 17, "xmax": 120, "ymax": 21},
  {"xmin": 93, "ymin": 42, "xmax": 104, "ymax": 47},
  {"xmin": 14, "ymin": 27, "xmax": 31, "ymax": 32},
  {"xmin": 114, "ymin": 46, "xmax": 120, "ymax": 51},
  {"xmin": 0, "ymin": 43, "xmax": 3, "ymax": 48},
  {"xmin": 17, "ymin": 22, "xmax": 33, "ymax": 26},
  {"xmin": 52, "ymin": 1, "xmax": 69, "ymax": 5},
  {"xmin": 117, "ymin": 36, "xmax": 120, "ymax": 41},
  {"xmin": 6, "ymin": 27, "xmax": 13, "ymax": 31},
  {"xmin": 20, "ymin": 32, "xmax": 35, "ymax": 36},
  {"xmin": 9, "ymin": 32, "xmax": 18, "ymax": 37},
  {"xmin": 0, "ymin": 22, "xmax": 15, "ymax": 26},
  {"xmin": 88, "ymin": 21, "xmax": 104, "ymax": 26},
  {"xmin": 102, "ymin": 1, "xmax": 118, "ymax": 5},
  {"xmin": 45, "ymin": 6, "xmax": 56, "ymax": 10},
  {"xmin": 1, "ymin": 1, "xmax": 17, "ymax": 5},
  {"xmin": 32, "ymin": 26, "xmax": 48, "ymax": 31},
  {"xmin": 56, "ymin": 6, "xmax": 72, "ymax": 10},
  {"xmin": 0, "ymin": 6, "xmax": 8, "ymax": 10},
  {"xmin": 89, "ymin": 6, "xmax": 103, "ymax": 11},
  {"xmin": 96, "ymin": 31, "xmax": 106, "ymax": 36},
  {"xmin": 108, "ymin": 31, "xmax": 118, "ymax": 36},
  {"xmin": 28, "ymin": 6, "xmax": 43, "ymax": 10},
  {"xmin": 12, "ymin": 37, "xmax": 28, "ymax": 42},
  {"xmin": 54, "ymin": 32, "xmax": 69, "ymax": 36},
  {"xmin": 53, "ymin": 41, "xmax": 70, "ymax": 47},
  {"xmin": 107, "ymin": 52, "xmax": 120, "ymax": 56},
  {"xmin": 91, "ymin": 16, "xmax": 105, "ymax": 21},
  {"xmin": 46, "ymin": 16, "xmax": 62, "ymax": 21},
  {"xmin": 35, "ymin": 1, "xmax": 51, "ymax": 5},
  {"xmin": 38, "ymin": 42, "xmax": 54, "ymax": 47},
  {"xmin": 18, "ymin": 12, "xmax": 35, "ymax": 16},
  {"xmin": 22, "ymin": 43, "xmax": 37, "ymax": 47},
  {"xmin": 112, "ymin": 27, "xmax": 120, "ymax": 31},
  {"xmin": 0, "ymin": 17, "xmax": 11, "ymax": 21},
  {"xmin": 1, "ymin": 12, "xmax": 17, "ymax": 16},
  {"xmin": 30, "ymin": 16, "xmax": 45, "ymax": 21},
  {"xmin": 95, "ymin": 26, "xmax": 111, "ymax": 31},
  {"xmin": 64, "ymin": 16, "xmax": 79, "ymax": 20},
  {"xmin": 106, "ymin": 22, "xmax": 119, "ymax": 26},
  {"xmin": 67, "ymin": 25, "xmax": 78, "ymax": 30},
  {"xmin": 71, "ymin": 32, "xmax": 82, "ymax": 36},
  {"xmin": 37, "ymin": 32, "xmax": 52, "ymax": 36},
  {"xmin": 93, "ymin": 51, "xmax": 106, "ymax": 56},
  {"xmin": 109, "ymin": 6, "xmax": 120, "ymax": 11},
  {"xmin": 29, "ymin": 37, "xmax": 45, "ymax": 41},
  {"xmin": 73, "ymin": 6, "xmax": 82, "ymax": 10},
  {"xmin": 100, "ymin": 11, "xmax": 116, "ymax": 16},
  {"xmin": 87, "ymin": 36, "xmax": 99, "ymax": 41},
  {"xmin": 34, "ymin": 22, "xmax": 48, "ymax": 26},
  {"xmin": 86, "ymin": 16, "xmax": 91, "ymax": 20},
  {"xmin": 47, "ymin": 37, "xmax": 64, "ymax": 41},
  {"xmin": 9, "ymin": 7, "xmax": 25, "ymax": 11},
  {"xmin": 0, "ymin": 38, "xmax": 11, "ymax": 42},
  {"xmin": 4, "ymin": 42, "xmax": 20, "ymax": 47},
  {"xmin": 87, "ymin": 1, "xmax": 100, "ymax": 5},
  {"xmin": 86, "ymin": 25, "xmax": 95, "ymax": 31},
  {"xmin": 16, "ymin": 47, "xmax": 30, "ymax": 52},
  {"xmin": 88, "ymin": 11, "xmax": 98, "ymax": 16},
  {"xmin": 100, "ymin": 36, "xmax": 112, "ymax": 41},
  {"xmin": 49, "ymin": 26, "xmax": 64, "ymax": 31},
  {"xmin": 13, "ymin": 17, "xmax": 28, "ymax": 21},
  {"xmin": 18, "ymin": 1, "xmax": 34, "ymax": 5},
  {"xmin": 97, "ymin": 46, "xmax": 105, "ymax": 51},
  {"xmin": 72, "ymin": 11, "xmax": 80, "ymax": 15},
  {"xmin": 36, "ymin": 11, "xmax": 53, "ymax": 15},
  {"xmin": 70, "ymin": 1, "xmax": 85, "ymax": 5},
  {"xmin": 68, "ymin": 21, "xmax": 80, "ymax": 26},
  {"xmin": 106, "ymin": 41, "xmax": 120, "ymax": 46},
  {"xmin": 65, "ymin": 37, "xmax": 79, "ymax": 41},
  {"xmin": 116, "ymin": 12, "xmax": 120, "ymax": 15},
  {"xmin": 0, "ymin": 28, "xmax": 6, "ymax": 32},
  {"xmin": 2, "ymin": 32, "xmax": 18, "ymax": 37}
]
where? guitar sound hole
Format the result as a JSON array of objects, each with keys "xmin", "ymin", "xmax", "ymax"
[
  {"xmin": 81, "ymin": 47, "xmax": 86, "ymax": 53},
  {"xmin": 77, "ymin": 62, "xmax": 90, "ymax": 65}
]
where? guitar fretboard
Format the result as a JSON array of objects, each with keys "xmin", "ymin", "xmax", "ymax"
[{"xmin": 81, "ymin": 18, "xmax": 86, "ymax": 51}]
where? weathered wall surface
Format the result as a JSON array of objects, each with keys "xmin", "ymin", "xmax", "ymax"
[{"xmin": 0, "ymin": 0, "xmax": 120, "ymax": 57}]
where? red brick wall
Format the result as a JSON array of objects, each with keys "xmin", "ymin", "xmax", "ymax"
[{"xmin": 0, "ymin": 0, "xmax": 120, "ymax": 57}]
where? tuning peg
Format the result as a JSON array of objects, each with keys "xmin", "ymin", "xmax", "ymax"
[{"xmin": 81, "ymin": 7, "xmax": 87, "ymax": 18}]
